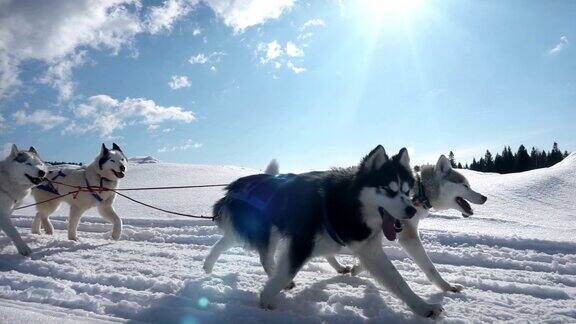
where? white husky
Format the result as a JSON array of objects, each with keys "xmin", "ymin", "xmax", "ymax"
[
  {"xmin": 31, "ymin": 144, "xmax": 127, "ymax": 241},
  {"xmin": 0, "ymin": 145, "xmax": 47, "ymax": 255},
  {"xmin": 328, "ymin": 155, "xmax": 488, "ymax": 292}
]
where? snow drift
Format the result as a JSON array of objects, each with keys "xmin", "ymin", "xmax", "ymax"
[{"xmin": 1, "ymin": 158, "xmax": 575, "ymax": 323}]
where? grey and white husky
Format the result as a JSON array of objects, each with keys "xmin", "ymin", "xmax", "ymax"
[
  {"xmin": 330, "ymin": 154, "xmax": 488, "ymax": 293},
  {"xmin": 31, "ymin": 144, "xmax": 127, "ymax": 241},
  {"xmin": 0, "ymin": 145, "xmax": 47, "ymax": 255},
  {"xmin": 204, "ymin": 146, "xmax": 448, "ymax": 318}
]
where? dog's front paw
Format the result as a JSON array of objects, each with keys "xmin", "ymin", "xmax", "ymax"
[
  {"xmin": 421, "ymin": 303, "xmax": 443, "ymax": 319},
  {"xmin": 446, "ymin": 284, "xmax": 463, "ymax": 293},
  {"xmin": 337, "ymin": 266, "xmax": 352, "ymax": 274},
  {"xmin": 17, "ymin": 244, "xmax": 32, "ymax": 256},
  {"xmin": 203, "ymin": 261, "xmax": 214, "ymax": 274},
  {"xmin": 350, "ymin": 265, "xmax": 363, "ymax": 276},
  {"xmin": 68, "ymin": 235, "xmax": 78, "ymax": 241},
  {"xmin": 259, "ymin": 294, "xmax": 276, "ymax": 310},
  {"xmin": 283, "ymin": 281, "xmax": 296, "ymax": 290},
  {"xmin": 111, "ymin": 230, "xmax": 121, "ymax": 240}
]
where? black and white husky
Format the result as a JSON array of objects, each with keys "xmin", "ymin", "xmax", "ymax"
[
  {"xmin": 204, "ymin": 146, "xmax": 445, "ymax": 318},
  {"xmin": 331, "ymin": 155, "xmax": 488, "ymax": 293},
  {"xmin": 0, "ymin": 145, "xmax": 47, "ymax": 255},
  {"xmin": 31, "ymin": 144, "xmax": 127, "ymax": 241}
]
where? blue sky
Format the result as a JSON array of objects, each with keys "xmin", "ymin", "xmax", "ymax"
[{"xmin": 1, "ymin": 0, "xmax": 574, "ymax": 170}]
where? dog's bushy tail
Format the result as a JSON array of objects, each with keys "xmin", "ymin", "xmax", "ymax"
[
  {"xmin": 264, "ymin": 159, "xmax": 279, "ymax": 176},
  {"xmin": 212, "ymin": 197, "xmax": 228, "ymax": 223}
]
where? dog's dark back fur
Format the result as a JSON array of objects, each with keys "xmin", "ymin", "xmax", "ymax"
[{"xmin": 214, "ymin": 149, "xmax": 415, "ymax": 273}]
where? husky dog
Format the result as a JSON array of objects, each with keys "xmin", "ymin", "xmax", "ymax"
[
  {"xmin": 204, "ymin": 146, "xmax": 446, "ymax": 318},
  {"xmin": 330, "ymin": 155, "xmax": 488, "ymax": 293},
  {"xmin": 31, "ymin": 143, "xmax": 127, "ymax": 241},
  {"xmin": 0, "ymin": 145, "xmax": 47, "ymax": 255}
]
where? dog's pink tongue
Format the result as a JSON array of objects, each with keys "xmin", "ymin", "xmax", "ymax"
[{"xmin": 382, "ymin": 217, "xmax": 397, "ymax": 241}]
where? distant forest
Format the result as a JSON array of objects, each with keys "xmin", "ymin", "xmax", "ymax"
[
  {"xmin": 46, "ymin": 161, "xmax": 83, "ymax": 166},
  {"xmin": 450, "ymin": 142, "xmax": 570, "ymax": 174}
]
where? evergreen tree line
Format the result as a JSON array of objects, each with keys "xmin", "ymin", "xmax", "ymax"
[
  {"xmin": 447, "ymin": 142, "xmax": 570, "ymax": 174},
  {"xmin": 46, "ymin": 161, "xmax": 83, "ymax": 166}
]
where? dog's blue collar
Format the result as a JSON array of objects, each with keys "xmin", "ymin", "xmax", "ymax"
[{"xmin": 414, "ymin": 174, "xmax": 432, "ymax": 210}]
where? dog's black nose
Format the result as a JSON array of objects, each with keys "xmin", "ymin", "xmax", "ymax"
[
  {"xmin": 481, "ymin": 195, "xmax": 488, "ymax": 204},
  {"xmin": 120, "ymin": 165, "xmax": 126, "ymax": 172},
  {"xmin": 38, "ymin": 170, "xmax": 46, "ymax": 177},
  {"xmin": 405, "ymin": 206, "xmax": 417, "ymax": 218}
]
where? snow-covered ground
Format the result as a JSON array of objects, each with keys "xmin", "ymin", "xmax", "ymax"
[{"xmin": 2, "ymin": 155, "xmax": 576, "ymax": 323}]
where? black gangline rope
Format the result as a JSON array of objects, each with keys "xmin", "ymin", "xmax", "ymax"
[{"xmin": 14, "ymin": 180, "xmax": 228, "ymax": 220}]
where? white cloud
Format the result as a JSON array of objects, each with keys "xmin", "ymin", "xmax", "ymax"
[
  {"xmin": 0, "ymin": 143, "xmax": 12, "ymax": 158},
  {"xmin": 189, "ymin": 51, "xmax": 225, "ymax": 66},
  {"xmin": 145, "ymin": 0, "xmax": 198, "ymax": 34},
  {"xmin": 0, "ymin": 0, "xmax": 293, "ymax": 100},
  {"xmin": 258, "ymin": 41, "xmax": 306, "ymax": 74},
  {"xmin": 64, "ymin": 95, "xmax": 195, "ymax": 138},
  {"xmin": 12, "ymin": 109, "xmax": 67, "ymax": 130},
  {"xmin": 38, "ymin": 51, "xmax": 87, "ymax": 101},
  {"xmin": 189, "ymin": 53, "xmax": 209, "ymax": 64},
  {"xmin": 192, "ymin": 28, "xmax": 202, "ymax": 36},
  {"xmin": 158, "ymin": 139, "xmax": 202, "ymax": 152},
  {"xmin": 0, "ymin": 114, "xmax": 5, "ymax": 131},
  {"xmin": 168, "ymin": 75, "xmax": 191, "ymax": 90},
  {"xmin": 145, "ymin": 0, "xmax": 294, "ymax": 35},
  {"xmin": 297, "ymin": 18, "xmax": 325, "ymax": 43},
  {"xmin": 301, "ymin": 18, "xmax": 325, "ymax": 30},
  {"xmin": 259, "ymin": 41, "xmax": 283, "ymax": 63},
  {"xmin": 204, "ymin": 0, "xmax": 294, "ymax": 33},
  {"xmin": 287, "ymin": 61, "xmax": 306, "ymax": 73},
  {"xmin": 286, "ymin": 41, "xmax": 304, "ymax": 57},
  {"xmin": 148, "ymin": 0, "xmax": 295, "ymax": 34},
  {"xmin": 0, "ymin": 0, "xmax": 142, "ymax": 100},
  {"xmin": 549, "ymin": 36, "xmax": 569, "ymax": 55}
]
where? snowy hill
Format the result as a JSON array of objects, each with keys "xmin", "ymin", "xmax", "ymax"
[
  {"xmin": 128, "ymin": 156, "xmax": 160, "ymax": 164},
  {"xmin": 2, "ymin": 158, "xmax": 576, "ymax": 323}
]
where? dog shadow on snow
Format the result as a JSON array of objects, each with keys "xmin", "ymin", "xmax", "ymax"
[
  {"xmin": 128, "ymin": 271, "xmax": 447, "ymax": 324},
  {"xmin": 0, "ymin": 237, "xmax": 113, "ymax": 271}
]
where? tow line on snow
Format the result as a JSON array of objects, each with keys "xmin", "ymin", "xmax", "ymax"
[{"xmin": 15, "ymin": 180, "xmax": 228, "ymax": 220}]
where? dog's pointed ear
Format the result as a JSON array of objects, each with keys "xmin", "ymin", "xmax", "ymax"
[
  {"xmin": 361, "ymin": 145, "xmax": 389, "ymax": 172},
  {"xmin": 100, "ymin": 143, "xmax": 109, "ymax": 156},
  {"xmin": 112, "ymin": 143, "xmax": 122, "ymax": 152},
  {"xmin": 435, "ymin": 155, "xmax": 452, "ymax": 176},
  {"xmin": 10, "ymin": 144, "xmax": 19, "ymax": 157},
  {"xmin": 29, "ymin": 146, "xmax": 38, "ymax": 156},
  {"xmin": 396, "ymin": 147, "xmax": 411, "ymax": 170}
]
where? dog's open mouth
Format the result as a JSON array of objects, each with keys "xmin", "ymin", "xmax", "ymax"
[
  {"xmin": 25, "ymin": 174, "xmax": 44, "ymax": 185},
  {"xmin": 456, "ymin": 197, "xmax": 473, "ymax": 217},
  {"xmin": 112, "ymin": 170, "xmax": 125, "ymax": 179},
  {"xmin": 379, "ymin": 207, "xmax": 403, "ymax": 241}
]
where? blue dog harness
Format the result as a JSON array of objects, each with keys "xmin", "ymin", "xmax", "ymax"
[
  {"xmin": 229, "ymin": 174, "xmax": 346, "ymax": 247},
  {"xmin": 229, "ymin": 174, "xmax": 294, "ymax": 211},
  {"xmin": 37, "ymin": 169, "xmax": 104, "ymax": 203},
  {"xmin": 84, "ymin": 175, "xmax": 104, "ymax": 202},
  {"xmin": 36, "ymin": 170, "xmax": 67, "ymax": 195}
]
